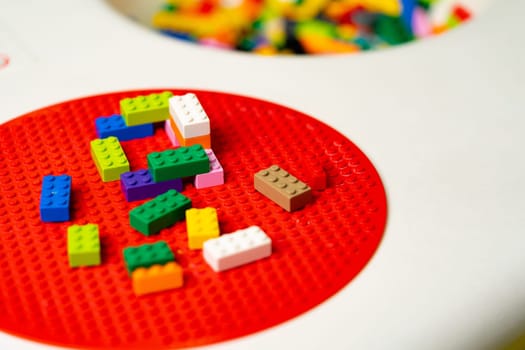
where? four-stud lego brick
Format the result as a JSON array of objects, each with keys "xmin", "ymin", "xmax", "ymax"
[
  {"xmin": 194, "ymin": 149, "xmax": 224, "ymax": 189},
  {"xmin": 40, "ymin": 174, "xmax": 72, "ymax": 222},
  {"xmin": 123, "ymin": 241, "xmax": 175, "ymax": 275},
  {"xmin": 169, "ymin": 93, "xmax": 210, "ymax": 138},
  {"xmin": 132, "ymin": 262, "xmax": 183, "ymax": 296},
  {"xmin": 129, "ymin": 189, "xmax": 191, "ymax": 235},
  {"xmin": 95, "ymin": 114, "xmax": 154, "ymax": 141},
  {"xmin": 168, "ymin": 118, "xmax": 211, "ymax": 149},
  {"xmin": 254, "ymin": 165, "xmax": 313, "ymax": 212},
  {"xmin": 90, "ymin": 136, "xmax": 130, "ymax": 182},
  {"xmin": 147, "ymin": 145, "xmax": 209, "ymax": 182},
  {"xmin": 203, "ymin": 226, "xmax": 272, "ymax": 272},
  {"xmin": 186, "ymin": 207, "xmax": 220, "ymax": 249},
  {"xmin": 120, "ymin": 91, "xmax": 173, "ymax": 126},
  {"xmin": 67, "ymin": 224, "xmax": 101, "ymax": 267},
  {"xmin": 120, "ymin": 169, "xmax": 183, "ymax": 202}
]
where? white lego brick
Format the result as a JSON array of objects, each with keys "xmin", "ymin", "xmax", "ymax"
[
  {"xmin": 203, "ymin": 226, "xmax": 272, "ymax": 272},
  {"xmin": 168, "ymin": 93, "xmax": 211, "ymax": 138}
]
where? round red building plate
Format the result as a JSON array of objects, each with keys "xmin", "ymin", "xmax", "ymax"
[{"xmin": 0, "ymin": 90, "xmax": 387, "ymax": 349}]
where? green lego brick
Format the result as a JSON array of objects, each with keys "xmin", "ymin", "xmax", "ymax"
[
  {"xmin": 147, "ymin": 145, "xmax": 210, "ymax": 182},
  {"xmin": 374, "ymin": 15, "xmax": 414, "ymax": 45},
  {"xmin": 120, "ymin": 91, "xmax": 173, "ymax": 126},
  {"xmin": 123, "ymin": 241, "xmax": 175, "ymax": 275},
  {"xmin": 90, "ymin": 136, "xmax": 130, "ymax": 182},
  {"xmin": 67, "ymin": 224, "xmax": 101, "ymax": 267},
  {"xmin": 129, "ymin": 189, "xmax": 192, "ymax": 235}
]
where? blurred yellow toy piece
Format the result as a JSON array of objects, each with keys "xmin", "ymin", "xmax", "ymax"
[
  {"xmin": 132, "ymin": 262, "xmax": 183, "ymax": 296},
  {"xmin": 299, "ymin": 34, "xmax": 360, "ymax": 54},
  {"xmin": 266, "ymin": 0, "xmax": 329, "ymax": 21},
  {"xmin": 323, "ymin": 0, "xmax": 402, "ymax": 17}
]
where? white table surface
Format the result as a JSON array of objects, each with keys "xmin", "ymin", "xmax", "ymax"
[{"xmin": 0, "ymin": 1, "xmax": 524, "ymax": 349}]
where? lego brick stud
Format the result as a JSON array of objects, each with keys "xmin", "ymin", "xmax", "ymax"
[
  {"xmin": 147, "ymin": 145, "xmax": 210, "ymax": 182},
  {"xmin": 90, "ymin": 136, "xmax": 130, "ymax": 182},
  {"xmin": 67, "ymin": 224, "xmax": 101, "ymax": 267},
  {"xmin": 123, "ymin": 241, "xmax": 175, "ymax": 275},
  {"xmin": 132, "ymin": 262, "xmax": 184, "ymax": 296},
  {"xmin": 95, "ymin": 114, "xmax": 154, "ymax": 141},
  {"xmin": 169, "ymin": 93, "xmax": 210, "ymax": 138},
  {"xmin": 120, "ymin": 169, "xmax": 183, "ymax": 202},
  {"xmin": 120, "ymin": 91, "xmax": 173, "ymax": 126},
  {"xmin": 186, "ymin": 207, "xmax": 220, "ymax": 249},
  {"xmin": 40, "ymin": 174, "xmax": 72, "ymax": 222}
]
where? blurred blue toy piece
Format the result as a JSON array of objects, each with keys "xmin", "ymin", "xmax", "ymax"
[{"xmin": 95, "ymin": 114, "xmax": 154, "ymax": 141}]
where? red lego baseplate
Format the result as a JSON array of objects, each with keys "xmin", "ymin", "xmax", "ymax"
[{"xmin": 0, "ymin": 90, "xmax": 387, "ymax": 349}]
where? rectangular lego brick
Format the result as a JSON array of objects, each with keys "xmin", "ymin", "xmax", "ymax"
[
  {"xmin": 194, "ymin": 149, "xmax": 224, "ymax": 189},
  {"xmin": 186, "ymin": 207, "xmax": 220, "ymax": 250},
  {"xmin": 120, "ymin": 91, "xmax": 173, "ymax": 126},
  {"xmin": 120, "ymin": 169, "xmax": 183, "ymax": 202},
  {"xmin": 95, "ymin": 114, "xmax": 154, "ymax": 141},
  {"xmin": 90, "ymin": 136, "xmax": 130, "ymax": 182},
  {"xmin": 254, "ymin": 165, "xmax": 313, "ymax": 212},
  {"xmin": 165, "ymin": 119, "xmax": 180, "ymax": 148},
  {"xmin": 129, "ymin": 189, "xmax": 191, "ymax": 235},
  {"xmin": 40, "ymin": 174, "xmax": 72, "ymax": 222},
  {"xmin": 132, "ymin": 262, "xmax": 183, "ymax": 296},
  {"xmin": 203, "ymin": 226, "xmax": 272, "ymax": 272},
  {"xmin": 168, "ymin": 118, "xmax": 211, "ymax": 149},
  {"xmin": 168, "ymin": 93, "xmax": 210, "ymax": 138},
  {"xmin": 123, "ymin": 241, "xmax": 175, "ymax": 275},
  {"xmin": 147, "ymin": 145, "xmax": 210, "ymax": 182},
  {"xmin": 67, "ymin": 224, "xmax": 101, "ymax": 267}
]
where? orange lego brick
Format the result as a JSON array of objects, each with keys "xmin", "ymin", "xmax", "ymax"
[
  {"xmin": 169, "ymin": 118, "xmax": 211, "ymax": 148},
  {"xmin": 131, "ymin": 262, "xmax": 183, "ymax": 296}
]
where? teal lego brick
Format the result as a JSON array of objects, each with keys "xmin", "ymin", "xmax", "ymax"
[
  {"xmin": 120, "ymin": 91, "xmax": 173, "ymax": 126},
  {"xmin": 147, "ymin": 145, "xmax": 209, "ymax": 182},
  {"xmin": 129, "ymin": 189, "xmax": 191, "ymax": 235},
  {"xmin": 67, "ymin": 224, "xmax": 101, "ymax": 268},
  {"xmin": 123, "ymin": 241, "xmax": 175, "ymax": 275}
]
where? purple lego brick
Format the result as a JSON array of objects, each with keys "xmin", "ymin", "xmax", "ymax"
[{"xmin": 120, "ymin": 169, "xmax": 183, "ymax": 202}]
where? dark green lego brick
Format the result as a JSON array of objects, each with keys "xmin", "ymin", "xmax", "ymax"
[
  {"xmin": 129, "ymin": 189, "xmax": 192, "ymax": 235},
  {"xmin": 123, "ymin": 241, "xmax": 175, "ymax": 275},
  {"xmin": 373, "ymin": 15, "xmax": 414, "ymax": 45},
  {"xmin": 147, "ymin": 145, "xmax": 210, "ymax": 182}
]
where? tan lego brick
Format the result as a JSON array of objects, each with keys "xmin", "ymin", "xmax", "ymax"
[{"xmin": 254, "ymin": 165, "xmax": 313, "ymax": 212}]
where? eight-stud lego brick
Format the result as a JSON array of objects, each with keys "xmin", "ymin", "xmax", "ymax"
[
  {"xmin": 167, "ymin": 118, "xmax": 211, "ymax": 149},
  {"xmin": 132, "ymin": 262, "xmax": 183, "ymax": 296},
  {"xmin": 120, "ymin": 91, "xmax": 173, "ymax": 126},
  {"xmin": 169, "ymin": 93, "xmax": 210, "ymax": 138},
  {"xmin": 95, "ymin": 114, "xmax": 154, "ymax": 141},
  {"xmin": 194, "ymin": 149, "xmax": 224, "ymax": 189},
  {"xmin": 254, "ymin": 165, "xmax": 313, "ymax": 212},
  {"xmin": 90, "ymin": 136, "xmax": 130, "ymax": 182},
  {"xmin": 123, "ymin": 241, "xmax": 175, "ymax": 275},
  {"xmin": 203, "ymin": 226, "xmax": 272, "ymax": 272},
  {"xmin": 40, "ymin": 174, "xmax": 72, "ymax": 222},
  {"xmin": 186, "ymin": 207, "xmax": 220, "ymax": 249},
  {"xmin": 67, "ymin": 224, "xmax": 101, "ymax": 267},
  {"xmin": 129, "ymin": 189, "xmax": 191, "ymax": 235},
  {"xmin": 120, "ymin": 169, "xmax": 183, "ymax": 202},
  {"xmin": 147, "ymin": 145, "xmax": 210, "ymax": 182}
]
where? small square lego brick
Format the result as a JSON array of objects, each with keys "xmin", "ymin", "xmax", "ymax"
[
  {"xmin": 194, "ymin": 149, "xmax": 224, "ymax": 189},
  {"xmin": 186, "ymin": 207, "xmax": 220, "ymax": 249},
  {"xmin": 40, "ymin": 174, "xmax": 72, "ymax": 222},
  {"xmin": 129, "ymin": 189, "xmax": 191, "ymax": 235},
  {"xmin": 203, "ymin": 226, "xmax": 272, "ymax": 272},
  {"xmin": 120, "ymin": 169, "xmax": 183, "ymax": 202},
  {"xmin": 169, "ymin": 93, "xmax": 210, "ymax": 138},
  {"xmin": 147, "ymin": 145, "xmax": 209, "ymax": 182},
  {"xmin": 67, "ymin": 224, "xmax": 101, "ymax": 267},
  {"xmin": 120, "ymin": 91, "xmax": 173, "ymax": 126},
  {"xmin": 95, "ymin": 114, "xmax": 154, "ymax": 141},
  {"xmin": 123, "ymin": 241, "xmax": 175, "ymax": 275},
  {"xmin": 167, "ymin": 118, "xmax": 211, "ymax": 149},
  {"xmin": 132, "ymin": 262, "xmax": 183, "ymax": 296},
  {"xmin": 164, "ymin": 119, "xmax": 180, "ymax": 148},
  {"xmin": 254, "ymin": 165, "xmax": 313, "ymax": 212},
  {"xmin": 90, "ymin": 136, "xmax": 130, "ymax": 182}
]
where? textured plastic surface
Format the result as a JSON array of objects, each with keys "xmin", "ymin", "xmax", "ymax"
[{"xmin": 0, "ymin": 89, "xmax": 387, "ymax": 349}]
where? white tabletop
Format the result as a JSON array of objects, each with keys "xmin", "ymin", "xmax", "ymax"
[{"xmin": 0, "ymin": 1, "xmax": 524, "ymax": 349}]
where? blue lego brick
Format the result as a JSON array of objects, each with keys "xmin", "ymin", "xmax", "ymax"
[
  {"xmin": 40, "ymin": 174, "xmax": 72, "ymax": 222},
  {"xmin": 95, "ymin": 114, "xmax": 154, "ymax": 141},
  {"xmin": 401, "ymin": 0, "xmax": 416, "ymax": 33}
]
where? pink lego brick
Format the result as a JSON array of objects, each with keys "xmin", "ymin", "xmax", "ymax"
[
  {"xmin": 194, "ymin": 149, "xmax": 224, "ymax": 189},
  {"xmin": 412, "ymin": 7, "xmax": 432, "ymax": 38},
  {"xmin": 164, "ymin": 119, "xmax": 180, "ymax": 148}
]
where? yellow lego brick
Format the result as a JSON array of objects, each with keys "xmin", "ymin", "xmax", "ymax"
[
  {"xmin": 186, "ymin": 207, "xmax": 220, "ymax": 250},
  {"xmin": 132, "ymin": 262, "xmax": 183, "ymax": 296},
  {"xmin": 90, "ymin": 136, "xmax": 130, "ymax": 182}
]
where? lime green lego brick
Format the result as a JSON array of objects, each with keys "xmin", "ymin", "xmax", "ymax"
[
  {"xmin": 120, "ymin": 91, "xmax": 173, "ymax": 126},
  {"xmin": 147, "ymin": 145, "xmax": 210, "ymax": 182},
  {"xmin": 90, "ymin": 136, "xmax": 130, "ymax": 182},
  {"xmin": 123, "ymin": 241, "xmax": 175, "ymax": 275},
  {"xmin": 129, "ymin": 189, "xmax": 192, "ymax": 235},
  {"xmin": 67, "ymin": 224, "xmax": 101, "ymax": 267}
]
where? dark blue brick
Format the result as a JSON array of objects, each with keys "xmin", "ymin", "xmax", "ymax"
[
  {"xmin": 40, "ymin": 175, "xmax": 72, "ymax": 222},
  {"xmin": 95, "ymin": 114, "xmax": 154, "ymax": 141}
]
